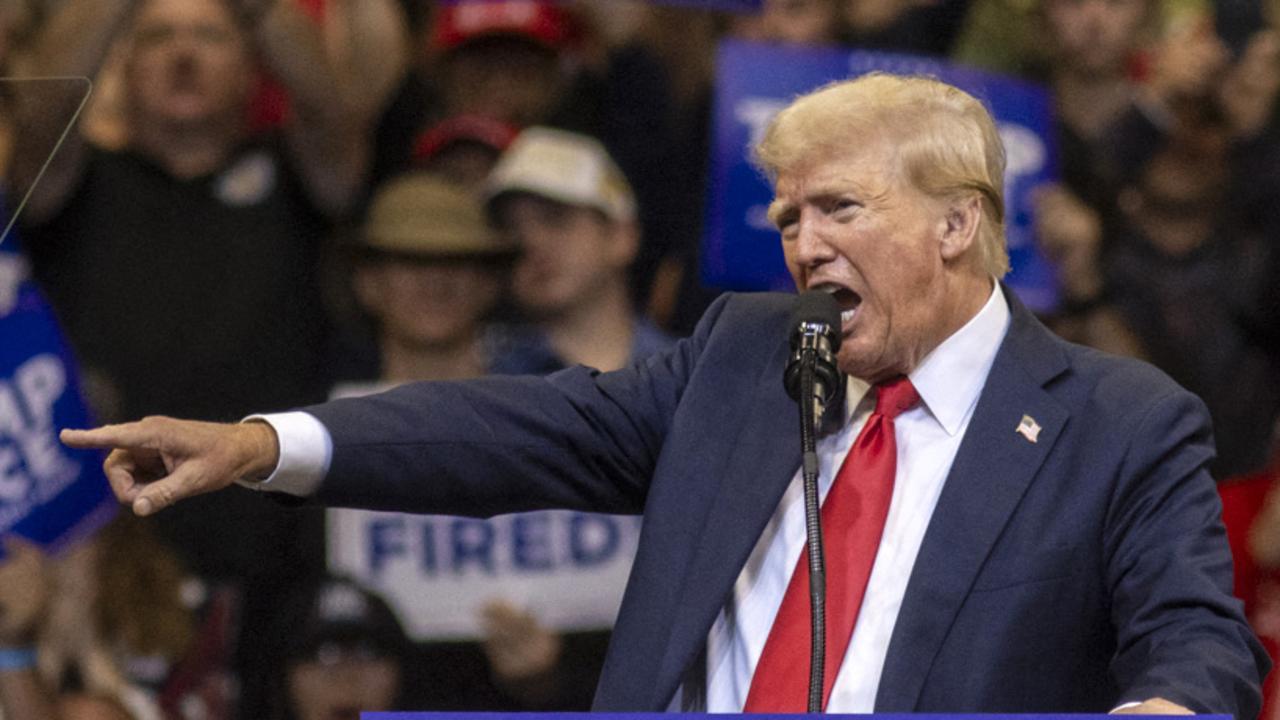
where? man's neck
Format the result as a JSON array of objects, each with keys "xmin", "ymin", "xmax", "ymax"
[
  {"xmin": 130, "ymin": 116, "xmax": 245, "ymax": 179},
  {"xmin": 541, "ymin": 282, "xmax": 636, "ymax": 372},
  {"xmin": 914, "ymin": 273, "xmax": 997, "ymax": 376},
  {"xmin": 380, "ymin": 333, "xmax": 488, "ymax": 382}
]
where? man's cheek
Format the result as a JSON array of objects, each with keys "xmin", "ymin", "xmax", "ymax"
[{"xmin": 782, "ymin": 255, "xmax": 805, "ymax": 288}]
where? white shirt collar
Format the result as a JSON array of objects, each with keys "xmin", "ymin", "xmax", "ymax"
[{"xmin": 841, "ymin": 283, "xmax": 1010, "ymax": 436}]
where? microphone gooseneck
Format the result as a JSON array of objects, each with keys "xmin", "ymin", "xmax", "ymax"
[{"xmin": 782, "ymin": 290, "xmax": 845, "ymax": 712}]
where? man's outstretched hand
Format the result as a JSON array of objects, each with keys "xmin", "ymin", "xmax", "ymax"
[{"xmin": 60, "ymin": 417, "xmax": 280, "ymax": 516}]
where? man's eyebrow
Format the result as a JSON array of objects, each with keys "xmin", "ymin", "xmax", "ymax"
[{"xmin": 766, "ymin": 199, "xmax": 793, "ymax": 227}]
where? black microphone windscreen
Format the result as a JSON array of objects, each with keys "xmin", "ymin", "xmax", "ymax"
[{"xmin": 790, "ymin": 290, "xmax": 842, "ymax": 351}]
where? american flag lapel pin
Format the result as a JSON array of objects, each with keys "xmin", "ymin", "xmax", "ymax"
[{"xmin": 1016, "ymin": 414, "xmax": 1042, "ymax": 443}]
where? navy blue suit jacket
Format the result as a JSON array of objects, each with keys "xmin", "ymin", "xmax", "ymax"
[{"xmin": 305, "ymin": 289, "xmax": 1268, "ymax": 717}]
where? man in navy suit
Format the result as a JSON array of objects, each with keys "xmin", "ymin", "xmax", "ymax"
[{"xmin": 64, "ymin": 74, "xmax": 1268, "ymax": 717}]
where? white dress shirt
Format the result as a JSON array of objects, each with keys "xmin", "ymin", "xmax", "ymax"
[{"xmin": 248, "ymin": 285, "xmax": 1011, "ymax": 713}]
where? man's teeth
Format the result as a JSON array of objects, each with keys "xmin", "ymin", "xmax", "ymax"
[{"xmin": 810, "ymin": 284, "xmax": 859, "ymax": 323}]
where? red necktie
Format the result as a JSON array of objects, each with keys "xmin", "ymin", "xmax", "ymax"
[{"xmin": 743, "ymin": 376, "xmax": 920, "ymax": 712}]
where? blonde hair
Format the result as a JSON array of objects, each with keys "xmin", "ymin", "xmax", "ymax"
[{"xmin": 754, "ymin": 73, "xmax": 1010, "ymax": 277}]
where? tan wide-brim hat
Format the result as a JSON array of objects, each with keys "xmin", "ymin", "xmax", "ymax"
[
  {"xmin": 362, "ymin": 173, "xmax": 517, "ymax": 259},
  {"xmin": 483, "ymin": 127, "xmax": 637, "ymax": 222}
]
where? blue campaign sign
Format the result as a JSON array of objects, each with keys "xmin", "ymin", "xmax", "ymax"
[
  {"xmin": 704, "ymin": 40, "xmax": 1061, "ymax": 312},
  {"xmin": 363, "ymin": 707, "xmax": 1239, "ymax": 712},
  {"xmin": 0, "ymin": 238, "xmax": 114, "ymax": 556}
]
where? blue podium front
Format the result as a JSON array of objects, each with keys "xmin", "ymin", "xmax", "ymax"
[{"xmin": 363, "ymin": 707, "xmax": 1228, "ymax": 712}]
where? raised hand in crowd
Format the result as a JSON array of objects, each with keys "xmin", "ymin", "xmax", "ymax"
[
  {"xmin": 0, "ymin": 541, "xmax": 48, "ymax": 652},
  {"xmin": 222, "ymin": 0, "xmax": 372, "ymax": 215},
  {"xmin": 316, "ymin": 0, "xmax": 410, "ymax": 126},
  {"xmin": 1219, "ymin": 29, "xmax": 1280, "ymax": 139},
  {"xmin": 1250, "ymin": 431, "xmax": 1280, "ymax": 568},
  {"xmin": 1145, "ymin": 15, "xmax": 1230, "ymax": 109},
  {"xmin": 0, "ymin": 540, "xmax": 57, "ymax": 720},
  {"xmin": 9, "ymin": 0, "xmax": 374, "ymax": 225},
  {"xmin": 61, "ymin": 418, "xmax": 278, "ymax": 517},
  {"xmin": 480, "ymin": 600, "xmax": 564, "ymax": 706},
  {"xmin": 844, "ymin": 0, "xmax": 940, "ymax": 36},
  {"xmin": 1145, "ymin": 16, "xmax": 1280, "ymax": 142},
  {"xmin": 1033, "ymin": 183, "xmax": 1147, "ymax": 359},
  {"xmin": 0, "ymin": 542, "xmax": 140, "ymax": 720},
  {"xmin": 6, "ymin": 0, "xmax": 136, "ymax": 225},
  {"xmin": 1033, "ymin": 183, "xmax": 1103, "ymax": 304}
]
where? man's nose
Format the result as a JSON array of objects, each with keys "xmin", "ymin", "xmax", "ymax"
[
  {"xmin": 515, "ymin": 222, "xmax": 557, "ymax": 254},
  {"xmin": 167, "ymin": 28, "xmax": 205, "ymax": 58},
  {"xmin": 1079, "ymin": 0, "xmax": 1113, "ymax": 25}
]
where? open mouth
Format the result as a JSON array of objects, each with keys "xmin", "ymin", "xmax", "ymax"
[{"xmin": 810, "ymin": 282, "xmax": 861, "ymax": 328}]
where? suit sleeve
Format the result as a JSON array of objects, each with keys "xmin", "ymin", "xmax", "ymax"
[
  {"xmin": 301, "ymin": 294, "xmax": 735, "ymax": 518},
  {"xmin": 1104, "ymin": 387, "xmax": 1270, "ymax": 718}
]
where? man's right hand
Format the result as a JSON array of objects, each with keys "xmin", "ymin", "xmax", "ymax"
[{"xmin": 60, "ymin": 418, "xmax": 280, "ymax": 516}]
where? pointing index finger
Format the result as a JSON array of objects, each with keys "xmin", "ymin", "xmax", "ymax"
[{"xmin": 60, "ymin": 423, "xmax": 156, "ymax": 451}]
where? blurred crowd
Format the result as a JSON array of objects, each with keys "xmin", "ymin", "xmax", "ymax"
[{"xmin": 0, "ymin": 0, "xmax": 1279, "ymax": 718}]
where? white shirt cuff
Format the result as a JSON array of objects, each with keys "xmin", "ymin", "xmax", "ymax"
[
  {"xmin": 1110, "ymin": 701, "xmax": 1144, "ymax": 712},
  {"xmin": 236, "ymin": 411, "xmax": 332, "ymax": 496}
]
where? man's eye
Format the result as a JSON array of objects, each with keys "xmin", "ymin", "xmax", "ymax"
[
  {"xmin": 136, "ymin": 27, "xmax": 175, "ymax": 47},
  {"xmin": 195, "ymin": 25, "xmax": 233, "ymax": 45}
]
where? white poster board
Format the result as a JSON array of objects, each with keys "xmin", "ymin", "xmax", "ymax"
[{"xmin": 327, "ymin": 507, "xmax": 641, "ymax": 640}]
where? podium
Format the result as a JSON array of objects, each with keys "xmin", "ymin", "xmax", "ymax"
[{"xmin": 363, "ymin": 707, "xmax": 1228, "ymax": 712}]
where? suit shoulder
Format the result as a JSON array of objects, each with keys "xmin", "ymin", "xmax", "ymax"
[
  {"xmin": 691, "ymin": 291, "xmax": 795, "ymax": 342},
  {"xmin": 1049, "ymin": 332, "xmax": 1206, "ymax": 419}
]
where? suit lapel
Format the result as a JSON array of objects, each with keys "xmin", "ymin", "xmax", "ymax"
[
  {"xmin": 875, "ymin": 296, "xmax": 1070, "ymax": 711},
  {"xmin": 651, "ymin": 337, "xmax": 804, "ymax": 706}
]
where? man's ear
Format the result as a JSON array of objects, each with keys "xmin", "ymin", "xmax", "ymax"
[
  {"xmin": 608, "ymin": 219, "xmax": 641, "ymax": 269},
  {"xmin": 352, "ymin": 264, "xmax": 385, "ymax": 317},
  {"xmin": 939, "ymin": 194, "xmax": 983, "ymax": 263}
]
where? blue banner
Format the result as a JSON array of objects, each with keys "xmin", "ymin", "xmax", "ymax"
[
  {"xmin": 364, "ymin": 714, "xmax": 1231, "ymax": 719},
  {"xmin": 703, "ymin": 40, "xmax": 1060, "ymax": 312},
  {"xmin": 0, "ymin": 237, "xmax": 114, "ymax": 557}
]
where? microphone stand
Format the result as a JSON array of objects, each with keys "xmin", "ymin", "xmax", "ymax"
[
  {"xmin": 785, "ymin": 292, "xmax": 842, "ymax": 713},
  {"xmin": 798, "ymin": 347, "xmax": 826, "ymax": 713}
]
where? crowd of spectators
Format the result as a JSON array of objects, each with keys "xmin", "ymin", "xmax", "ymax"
[{"xmin": 0, "ymin": 0, "xmax": 1278, "ymax": 718}]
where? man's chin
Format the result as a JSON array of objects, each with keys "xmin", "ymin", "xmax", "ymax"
[
  {"xmin": 149, "ymin": 97, "xmax": 222, "ymax": 125},
  {"xmin": 836, "ymin": 345, "xmax": 899, "ymax": 384}
]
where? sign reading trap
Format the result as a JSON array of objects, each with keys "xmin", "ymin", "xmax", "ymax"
[
  {"xmin": 704, "ymin": 40, "xmax": 1060, "ymax": 312},
  {"xmin": 0, "ymin": 243, "xmax": 114, "ymax": 555}
]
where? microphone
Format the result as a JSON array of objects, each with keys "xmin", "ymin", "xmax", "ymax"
[
  {"xmin": 782, "ymin": 290, "xmax": 845, "ymax": 712},
  {"xmin": 784, "ymin": 290, "xmax": 844, "ymax": 424}
]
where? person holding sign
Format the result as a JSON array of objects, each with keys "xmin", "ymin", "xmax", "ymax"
[
  {"xmin": 333, "ymin": 172, "xmax": 618, "ymax": 711},
  {"xmin": 63, "ymin": 73, "xmax": 1266, "ymax": 716}
]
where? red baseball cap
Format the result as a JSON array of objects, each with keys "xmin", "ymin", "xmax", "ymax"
[
  {"xmin": 432, "ymin": 0, "xmax": 574, "ymax": 53},
  {"xmin": 412, "ymin": 114, "xmax": 521, "ymax": 166}
]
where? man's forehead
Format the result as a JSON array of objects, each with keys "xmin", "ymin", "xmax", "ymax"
[
  {"xmin": 133, "ymin": 0, "xmax": 238, "ymax": 27},
  {"xmin": 772, "ymin": 150, "xmax": 896, "ymax": 200},
  {"xmin": 497, "ymin": 191, "xmax": 611, "ymax": 229}
]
